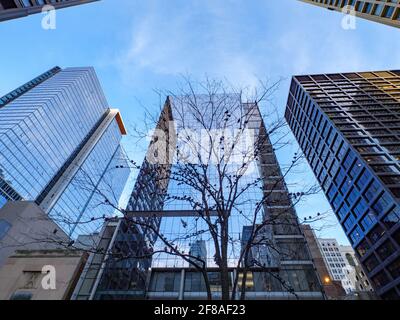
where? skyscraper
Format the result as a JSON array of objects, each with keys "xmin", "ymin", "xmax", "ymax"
[
  {"xmin": 189, "ymin": 240, "xmax": 207, "ymax": 266},
  {"xmin": 0, "ymin": 66, "xmax": 130, "ymax": 238},
  {"xmin": 299, "ymin": 0, "xmax": 400, "ymax": 28},
  {"xmin": 0, "ymin": 0, "xmax": 99, "ymax": 22},
  {"xmin": 285, "ymin": 70, "xmax": 400, "ymax": 299},
  {"xmin": 74, "ymin": 94, "xmax": 324, "ymax": 300}
]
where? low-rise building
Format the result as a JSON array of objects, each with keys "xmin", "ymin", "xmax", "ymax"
[
  {"xmin": 318, "ymin": 238, "xmax": 356, "ymax": 294},
  {"xmin": 301, "ymin": 225, "xmax": 346, "ymax": 299},
  {"xmin": 0, "ymin": 201, "xmax": 69, "ymax": 268},
  {"xmin": 0, "ymin": 249, "xmax": 87, "ymax": 300}
]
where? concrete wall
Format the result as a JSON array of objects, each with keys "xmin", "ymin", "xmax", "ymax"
[
  {"xmin": 0, "ymin": 201, "xmax": 69, "ymax": 268},
  {"xmin": 0, "ymin": 249, "xmax": 87, "ymax": 300}
]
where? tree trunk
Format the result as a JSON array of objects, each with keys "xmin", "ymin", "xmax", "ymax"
[
  {"xmin": 201, "ymin": 269, "xmax": 212, "ymax": 300},
  {"xmin": 220, "ymin": 220, "xmax": 230, "ymax": 300},
  {"xmin": 220, "ymin": 265, "xmax": 230, "ymax": 300},
  {"xmin": 240, "ymin": 270, "xmax": 248, "ymax": 300}
]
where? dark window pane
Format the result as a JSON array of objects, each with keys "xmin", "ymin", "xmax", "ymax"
[
  {"xmin": 382, "ymin": 206, "xmax": 400, "ymax": 230},
  {"xmin": 381, "ymin": 288, "xmax": 400, "ymax": 300},
  {"xmin": 357, "ymin": 239, "xmax": 371, "ymax": 257},
  {"xmin": 9, "ymin": 292, "xmax": 32, "ymax": 300},
  {"xmin": 388, "ymin": 258, "xmax": 400, "ymax": 280},
  {"xmin": 364, "ymin": 254, "xmax": 379, "ymax": 272},
  {"xmin": 367, "ymin": 224, "xmax": 385, "ymax": 244},
  {"xmin": 394, "ymin": 229, "xmax": 400, "ymax": 247},
  {"xmin": 376, "ymin": 240, "xmax": 395, "ymax": 261},
  {"xmin": 0, "ymin": 219, "xmax": 11, "ymax": 240},
  {"xmin": 372, "ymin": 271, "xmax": 390, "ymax": 288}
]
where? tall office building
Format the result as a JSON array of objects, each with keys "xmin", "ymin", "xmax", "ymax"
[
  {"xmin": 285, "ymin": 70, "xmax": 400, "ymax": 299},
  {"xmin": 0, "ymin": 66, "xmax": 130, "ymax": 238},
  {"xmin": 0, "ymin": 0, "xmax": 98, "ymax": 22},
  {"xmin": 189, "ymin": 240, "xmax": 207, "ymax": 266},
  {"xmin": 299, "ymin": 0, "xmax": 400, "ymax": 28},
  {"xmin": 73, "ymin": 95, "xmax": 324, "ymax": 300}
]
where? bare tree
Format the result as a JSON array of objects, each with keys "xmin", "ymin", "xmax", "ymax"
[
  {"xmin": 87, "ymin": 76, "xmax": 327, "ymax": 300},
  {"xmin": 1, "ymin": 76, "xmax": 334, "ymax": 300}
]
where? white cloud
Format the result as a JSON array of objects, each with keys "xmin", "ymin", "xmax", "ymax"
[
  {"xmin": 113, "ymin": 0, "xmax": 264, "ymax": 87},
  {"xmin": 114, "ymin": 0, "xmax": 400, "ymax": 89},
  {"xmin": 108, "ymin": 0, "xmax": 400, "ymax": 244}
]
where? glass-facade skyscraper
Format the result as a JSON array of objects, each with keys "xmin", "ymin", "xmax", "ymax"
[
  {"xmin": 285, "ymin": 70, "xmax": 400, "ymax": 299},
  {"xmin": 299, "ymin": 0, "xmax": 400, "ymax": 28},
  {"xmin": 73, "ymin": 95, "xmax": 325, "ymax": 300},
  {"xmin": 0, "ymin": 66, "xmax": 130, "ymax": 237},
  {"xmin": 0, "ymin": 0, "xmax": 99, "ymax": 22}
]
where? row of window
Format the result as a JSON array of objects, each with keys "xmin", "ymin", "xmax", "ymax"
[{"xmin": 287, "ymin": 76, "xmax": 400, "ymax": 296}]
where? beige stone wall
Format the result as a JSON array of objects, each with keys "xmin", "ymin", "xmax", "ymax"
[
  {"xmin": 0, "ymin": 201, "xmax": 69, "ymax": 268},
  {"xmin": 0, "ymin": 250, "xmax": 86, "ymax": 300}
]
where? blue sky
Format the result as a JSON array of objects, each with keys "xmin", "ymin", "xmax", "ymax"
[{"xmin": 1, "ymin": 0, "xmax": 399, "ymax": 244}]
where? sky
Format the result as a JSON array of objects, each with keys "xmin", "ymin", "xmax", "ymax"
[{"xmin": 1, "ymin": 0, "xmax": 399, "ymax": 245}]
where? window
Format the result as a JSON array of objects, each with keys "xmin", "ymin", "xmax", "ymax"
[
  {"xmin": 383, "ymin": 5, "xmax": 395, "ymax": 18},
  {"xmin": 356, "ymin": 239, "xmax": 370, "ymax": 257},
  {"xmin": 9, "ymin": 292, "xmax": 33, "ymax": 300},
  {"xmin": 364, "ymin": 180, "xmax": 380, "ymax": 203},
  {"xmin": 150, "ymin": 272, "xmax": 181, "ymax": 292},
  {"xmin": 381, "ymin": 176, "xmax": 400, "ymax": 185},
  {"xmin": 346, "ymin": 187, "xmax": 358, "ymax": 205},
  {"xmin": 342, "ymin": 149, "xmax": 355, "ymax": 170},
  {"xmin": 372, "ymin": 192, "xmax": 392, "ymax": 215},
  {"xmin": 334, "ymin": 168, "xmax": 346, "ymax": 187},
  {"xmin": 0, "ymin": 0, "xmax": 18, "ymax": 9},
  {"xmin": 367, "ymin": 224, "xmax": 385, "ymax": 244},
  {"xmin": 372, "ymin": 271, "xmax": 390, "ymax": 288},
  {"xmin": 0, "ymin": 194, "xmax": 7, "ymax": 208},
  {"xmin": 0, "ymin": 219, "xmax": 11, "ymax": 240},
  {"xmin": 360, "ymin": 211, "xmax": 377, "ymax": 232},
  {"xmin": 338, "ymin": 202, "xmax": 349, "ymax": 219},
  {"xmin": 364, "ymin": 254, "xmax": 379, "ymax": 272},
  {"xmin": 388, "ymin": 258, "xmax": 400, "ymax": 280},
  {"xmin": 371, "ymin": 165, "xmax": 400, "ymax": 174},
  {"xmin": 376, "ymin": 240, "xmax": 395, "ymax": 261},
  {"xmin": 344, "ymin": 214, "xmax": 356, "ymax": 231},
  {"xmin": 327, "ymin": 185, "xmax": 337, "ymax": 201},
  {"xmin": 350, "ymin": 226, "xmax": 363, "ymax": 244},
  {"xmin": 390, "ymin": 187, "xmax": 400, "ymax": 198},
  {"xmin": 382, "ymin": 206, "xmax": 400, "ymax": 230},
  {"xmin": 349, "ymin": 161, "xmax": 363, "ymax": 179},
  {"xmin": 278, "ymin": 240, "xmax": 310, "ymax": 261},
  {"xmin": 207, "ymin": 272, "xmax": 226, "ymax": 292},
  {"xmin": 345, "ymin": 253, "xmax": 356, "ymax": 267},
  {"xmin": 394, "ymin": 229, "xmax": 400, "ymax": 247},
  {"xmin": 381, "ymin": 288, "xmax": 400, "ymax": 300},
  {"xmin": 353, "ymin": 198, "xmax": 368, "ymax": 217},
  {"xmin": 355, "ymin": 169, "xmax": 371, "ymax": 190}
]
